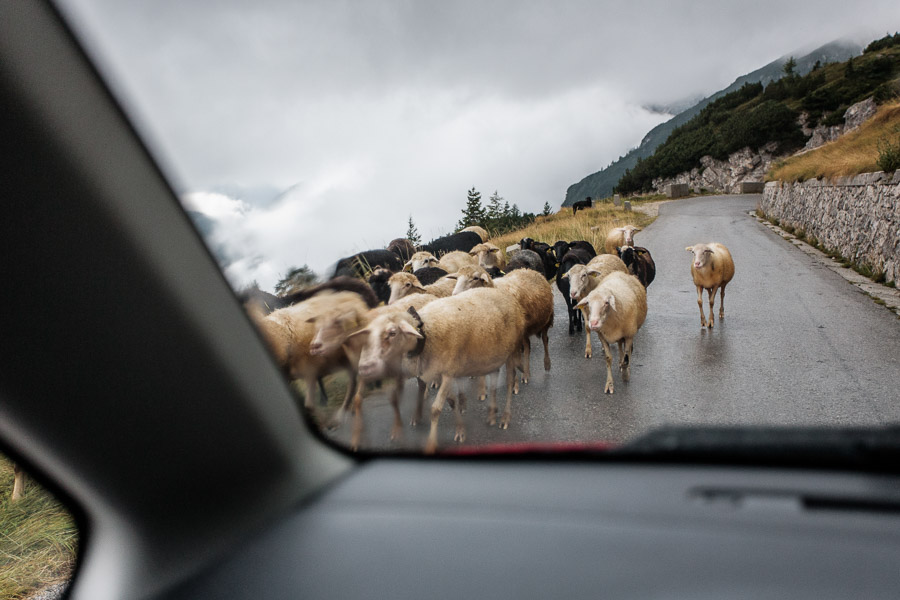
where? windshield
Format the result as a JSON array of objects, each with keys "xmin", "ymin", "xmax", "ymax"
[{"xmin": 53, "ymin": 0, "xmax": 900, "ymax": 455}]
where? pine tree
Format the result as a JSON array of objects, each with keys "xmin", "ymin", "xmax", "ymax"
[
  {"xmin": 275, "ymin": 265, "xmax": 318, "ymax": 296},
  {"xmin": 542, "ymin": 201, "xmax": 552, "ymax": 216},
  {"xmin": 457, "ymin": 187, "xmax": 485, "ymax": 230},
  {"xmin": 782, "ymin": 56, "xmax": 796, "ymax": 77},
  {"xmin": 406, "ymin": 215, "xmax": 421, "ymax": 245},
  {"xmin": 509, "ymin": 203, "xmax": 521, "ymax": 218},
  {"xmin": 486, "ymin": 190, "xmax": 504, "ymax": 220}
]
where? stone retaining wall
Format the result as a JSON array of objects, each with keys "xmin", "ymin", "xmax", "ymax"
[{"xmin": 760, "ymin": 173, "xmax": 900, "ymax": 284}]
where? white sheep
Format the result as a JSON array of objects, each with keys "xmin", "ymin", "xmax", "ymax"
[
  {"xmin": 575, "ymin": 271, "xmax": 647, "ymax": 394},
  {"xmin": 387, "ymin": 271, "xmax": 455, "ymax": 304},
  {"xmin": 563, "ymin": 254, "xmax": 629, "ymax": 358},
  {"xmin": 460, "ymin": 225, "xmax": 489, "ymax": 242},
  {"xmin": 405, "ymin": 251, "xmax": 439, "ymax": 272},
  {"xmin": 685, "ymin": 242, "xmax": 735, "ymax": 329},
  {"xmin": 449, "ymin": 264, "xmax": 553, "ymax": 389},
  {"xmin": 469, "ymin": 242, "xmax": 507, "ymax": 271},
  {"xmin": 349, "ymin": 288, "xmax": 525, "ymax": 453},
  {"xmin": 437, "ymin": 250, "xmax": 477, "ymax": 273},
  {"xmin": 247, "ymin": 291, "xmax": 363, "ymax": 410},
  {"xmin": 604, "ymin": 225, "xmax": 642, "ymax": 255}
]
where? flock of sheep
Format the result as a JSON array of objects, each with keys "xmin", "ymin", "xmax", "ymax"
[{"xmin": 242, "ymin": 221, "xmax": 736, "ymax": 453}]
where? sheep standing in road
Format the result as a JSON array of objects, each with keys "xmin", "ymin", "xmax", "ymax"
[
  {"xmin": 350, "ymin": 289, "xmax": 525, "ymax": 453},
  {"xmin": 604, "ymin": 225, "xmax": 641, "ymax": 255},
  {"xmin": 617, "ymin": 246, "xmax": 656, "ymax": 288},
  {"xmin": 450, "ymin": 264, "xmax": 553, "ymax": 388},
  {"xmin": 686, "ymin": 242, "xmax": 735, "ymax": 329},
  {"xmin": 564, "ymin": 254, "xmax": 629, "ymax": 358},
  {"xmin": 576, "ymin": 271, "xmax": 647, "ymax": 394},
  {"xmin": 554, "ymin": 247, "xmax": 593, "ymax": 335},
  {"xmin": 469, "ymin": 243, "xmax": 506, "ymax": 272}
]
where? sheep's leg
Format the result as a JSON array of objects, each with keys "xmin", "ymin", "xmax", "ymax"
[
  {"xmin": 617, "ymin": 340, "xmax": 626, "ymax": 369},
  {"xmin": 389, "ymin": 376, "xmax": 405, "ymax": 441},
  {"xmin": 600, "ymin": 338, "xmax": 615, "ymax": 394},
  {"xmin": 477, "ymin": 376, "xmax": 487, "ymax": 401},
  {"xmin": 411, "ymin": 377, "xmax": 427, "ymax": 426},
  {"xmin": 11, "ymin": 465, "xmax": 24, "ymax": 502},
  {"xmin": 695, "ymin": 285, "xmax": 707, "ymax": 328},
  {"xmin": 453, "ymin": 379, "xmax": 467, "ymax": 443},
  {"xmin": 327, "ymin": 375, "xmax": 360, "ymax": 430},
  {"xmin": 304, "ymin": 377, "xmax": 318, "ymax": 410},
  {"xmin": 317, "ymin": 377, "xmax": 329, "ymax": 406},
  {"xmin": 719, "ymin": 283, "xmax": 727, "ymax": 319},
  {"xmin": 567, "ymin": 302, "xmax": 576, "ymax": 335},
  {"xmin": 521, "ymin": 336, "xmax": 532, "ymax": 384},
  {"xmin": 582, "ymin": 306, "xmax": 593, "ymax": 358},
  {"xmin": 350, "ymin": 386, "xmax": 365, "ymax": 451},
  {"xmin": 707, "ymin": 285, "xmax": 719, "ymax": 329},
  {"xmin": 542, "ymin": 326, "xmax": 551, "ymax": 371},
  {"xmin": 425, "ymin": 375, "xmax": 453, "ymax": 454},
  {"xmin": 501, "ymin": 360, "xmax": 516, "ymax": 430},
  {"xmin": 487, "ymin": 370, "xmax": 499, "ymax": 426},
  {"xmin": 622, "ymin": 338, "xmax": 633, "ymax": 382}
]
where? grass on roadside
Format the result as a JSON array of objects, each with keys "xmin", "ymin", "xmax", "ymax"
[
  {"xmin": 767, "ymin": 101, "xmax": 900, "ymax": 182},
  {"xmin": 0, "ymin": 456, "xmax": 78, "ymax": 600}
]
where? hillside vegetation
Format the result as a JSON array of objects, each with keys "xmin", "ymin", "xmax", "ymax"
[
  {"xmin": 767, "ymin": 101, "xmax": 900, "ymax": 181},
  {"xmin": 614, "ymin": 35, "xmax": 900, "ymax": 195}
]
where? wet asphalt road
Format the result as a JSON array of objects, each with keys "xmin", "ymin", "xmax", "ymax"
[{"xmin": 324, "ymin": 194, "xmax": 900, "ymax": 452}]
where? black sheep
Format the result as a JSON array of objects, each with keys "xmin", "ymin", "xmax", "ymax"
[
  {"xmin": 555, "ymin": 247, "xmax": 592, "ymax": 334},
  {"xmin": 366, "ymin": 267, "xmax": 393, "ymax": 305},
  {"xmin": 387, "ymin": 238, "xmax": 415, "ymax": 262},
  {"xmin": 332, "ymin": 249, "xmax": 403, "ymax": 279},
  {"xmin": 412, "ymin": 266, "xmax": 449, "ymax": 285},
  {"xmin": 572, "ymin": 197, "xmax": 592, "ymax": 215},
  {"xmin": 617, "ymin": 246, "xmax": 656, "ymax": 288},
  {"xmin": 519, "ymin": 238, "xmax": 557, "ymax": 280},
  {"xmin": 506, "ymin": 249, "xmax": 544, "ymax": 275},
  {"xmin": 281, "ymin": 276, "xmax": 380, "ymax": 309},
  {"xmin": 418, "ymin": 231, "xmax": 482, "ymax": 256},
  {"xmin": 568, "ymin": 240, "xmax": 597, "ymax": 258}
]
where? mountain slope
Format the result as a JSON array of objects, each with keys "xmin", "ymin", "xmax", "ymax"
[{"xmin": 563, "ymin": 39, "xmax": 862, "ymax": 205}]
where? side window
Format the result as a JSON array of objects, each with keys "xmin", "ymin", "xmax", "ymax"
[{"xmin": 1, "ymin": 454, "xmax": 78, "ymax": 599}]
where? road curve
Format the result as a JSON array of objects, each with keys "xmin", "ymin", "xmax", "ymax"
[{"xmin": 324, "ymin": 194, "xmax": 900, "ymax": 451}]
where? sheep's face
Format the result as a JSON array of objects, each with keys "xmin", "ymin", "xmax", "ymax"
[
  {"xmin": 577, "ymin": 294, "xmax": 616, "ymax": 331},
  {"xmin": 566, "ymin": 266, "xmax": 591, "ymax": 301},
  {"xmin": 622, "ymin": 226, "xmax": 641, "ymax": 246},
  {"xmin": 470, "ymin": 244, "xmax": 503, "ymax": 269},
  {"xmin": 449, "ymin": 266, "xmax": 492, "ymax": 295},
  {"xmin": 552, "ymin": 241, "xmax": 570, "ymax": 262},
  {"xmin": 686, "ymin": 244, "xmax": 714, "ymax": 270},
  {"xmin": 407, "ymin": 252, "xmax": 438, "ymax": 272},
  {"xmin": 352, "ymin": 314, "xmax": 421, "ymax": 379},
  {"xmin": 309, "ymin": 312, "xmax": 357, "ymax": 356},
  {"xmin": 618, "ymin": 246, "xmax": 636, "ymax": 266},
  {"xmin": 387, "ymin": 273, "xmax": 423, "ymax": 304}
]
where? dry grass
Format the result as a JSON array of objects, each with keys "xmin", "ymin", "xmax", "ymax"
[
  {"xmin": 489, "ymin": 202, "xmax": 655, "ymax": 253},
  {"xmin": 767, "ymin": 101, "xmax": 900, "ymax": 182},
  {"xmin": 0, "ymin": 456, "xmax": 78, "ymax": 600}
]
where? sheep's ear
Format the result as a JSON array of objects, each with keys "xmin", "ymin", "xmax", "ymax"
[
  {"xmin": 444, "ymin": 274, "xmax": 458, "ymax": 280},
  {"xmin": 346, "ymin": 328, "xmax": 370, "ymax": 342},
  {"xmin": 634, "ymin": 227, "xmax": 642, "ymax": 232},
  {"xmin": 560, "ymin": 272, "xmax": 569, "ymax": 280},
  {"xmin": 403, "ymin": 260, "xmax": 413, "ymax": 270},
  {"xmin": 607, "ymin": 295, "xmax": 617, "ymax": 311},
  {"xmin": 479, "ymin": 272, "xmax": 491, "ymax": 283},
  {"xmin": 685, "ymin": 246, "xmax": 693, "ymax": 252},
  {"xmin": 616, "ymin": 246, "xmax": 622, "ymax": 254},
  {"xmin": 398, "ymin": 320, "xmax": 424, "ymax": 339},
  {"xmin": 305, "ymin": 316, "xmax": 317, "ymax": 324},
  {"xmin": 575, "ymin": 298, "xmax": 588, "ymax": 309},
  {"xmin": 586, "ymin": 268, "xmax": 602, "ymax": 277},
  {"xmin": 468, "ymin": 249, "xmax": 478, "ymax": 256},
  {"xmin": 489, "ymin": 248, "xmax": 499, "ymax": 253}
]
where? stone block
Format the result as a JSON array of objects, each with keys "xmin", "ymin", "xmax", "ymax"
[
  {"xmin": 740, "ymin": 181, "xmax": 765, "ymax": 193},
  {"xmin": 666, "ymin": 183, "xmax": 689, "ymax": 198},
  {"xmin": 623, "ymin": 201, "xmax": 632, "ymax": 212},
  {"xmin": 613, "ymin": 194, "xmax": 621, "ymax": 206}
]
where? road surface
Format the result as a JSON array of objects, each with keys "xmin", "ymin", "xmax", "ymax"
[{"xmin": 323, "ymin": 194, "xmax": 900, "ymax": 451}]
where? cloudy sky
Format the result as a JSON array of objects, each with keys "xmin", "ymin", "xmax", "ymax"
[{"xmin": 57, "ymin": 0, "xmax": 900, "ymax": 290}]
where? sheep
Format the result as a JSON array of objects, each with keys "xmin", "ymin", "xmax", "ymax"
[
  {"xmin": 554, "ymin": 247, "xmax": 593, "ymax": 334},
  {"xmin": 405, "ymin": 251, "xmax": 439, "ymax": 272},
  {"xmin": 387, "ymin": 238, "xmax": 416, "ymax": 262},
  {"xmin": 551, "ymin": 239, "xmax": 597, "ymax": 265},
  {"xmin": 617, "ymin": 246, "xmax": 656, "ymax": 288},
  {"xmin": 387, "ymin": 272, "xmax": 454, "ymax": 305},
  {"xmin": 505, "ymin": 243, "xmax": 521, "ymax": 255},
  {"xmin": 685, "ymin": 242, "xmax": 735, "ymax": 329},
  {"xmin": 564, "ymin": 254, "xmax": 629, "ymax": 358},
  {"xmin": 506, "ymin": 248, "xmax": 544, "ymax": 275},
  {"xmin": 348, "ymin": 288, "xmax": 525, "ymax": 453},
  {"xmin": 437, "ymin": 250, "xmax": 477, "ymax": 274},
  {"xmin": 11, "ymin": 464, "xmax": 25, "ymax": 502},
  {"xmin": 332, "ymin": 249, "xmax": 403, "ymax": 279},
  {"xmin": 247, "ymin": 291, "xmax": 364, "ymax": 410},
  {"xmin": 367, "ymin": 267, "xmax": 393, "ymax": 305},
  {"xmin": 575, "ymin": 271, "xmax": 647, "ymax": 394},
  {"xmin": 569, "ymin": 240, "xmax": 597, "ymax": 258},
  {"xmin": 412, "ymin": 266, "xmax": 449, "ymax": 285},
  {"xmin": 519, "ymin": 238, "xmax": 556, "ymax": 280},
  {"xmin": 309, "ymin": 292, "xmax": 437, "ymax": 447},
  {"xmin": 450, "ymin": 265, "xmax": 553, "ymax": 388},
  {"xmin": 460, "ymin": 225, "xmax": 489, "ymax": 242},
  {"xmin": 572, "ymin": 197, "xmax": 592, "ymax": 215},
  {"xmin": 469, "ymin": 242, "xmax": 506, "ymax": 271},
  {"xmin": 604, "ymin": 225, "xmax": 642, "ymax": 255},
  {"xmin": 419, "ymin": 231, "xmax": 482, "ymax": 256}
]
